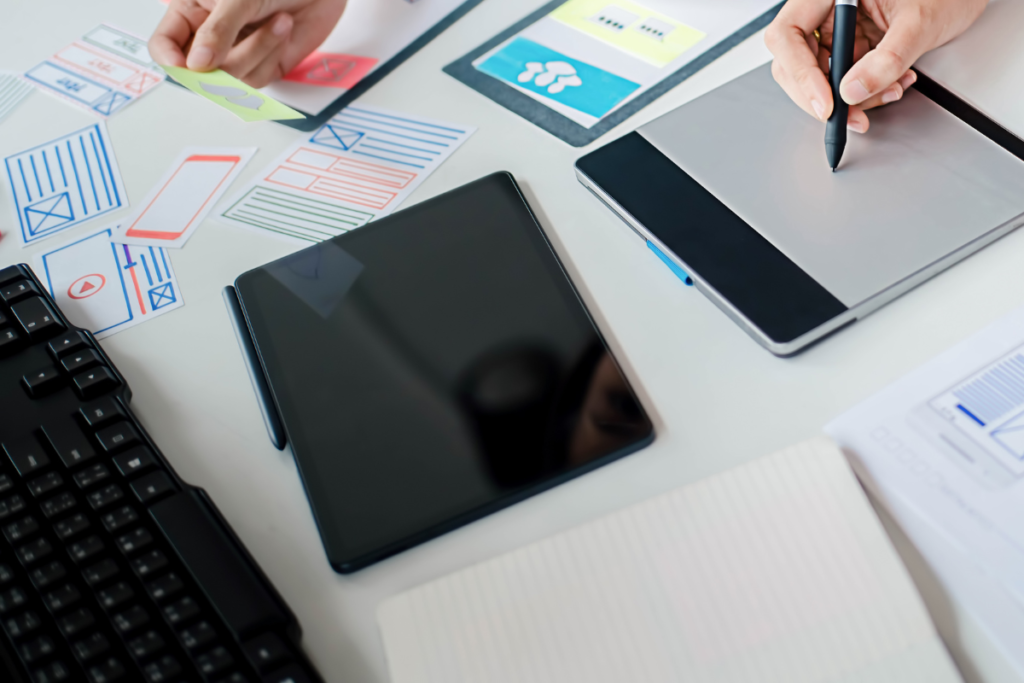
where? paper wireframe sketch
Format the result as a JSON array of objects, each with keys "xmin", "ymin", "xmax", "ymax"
[
  {"xmin": 24, "ymin": 24, "xmax": 165, "ymax": 118},
  {"xmin": 217, "ymin": 104, "xmax": 475, "ymax": 242},
  {"xmin": 34, "ymin": 226, "xmax": 183, "ymax": 340},
  {"xmin": 4, "ymin": 122, "xmax": 127, "ymax": 246},
  {"xmin": 0, "ymin": 71, "xmax": 33, "ymax": 124},
  {"xmin": 162, "ymin": 66, "xmax": 304, "ymax": 121},
  {"xmin": 110, "ymin": 147, "xmax": 255, "ymax": 248},
  {"xmin": 282, "ymin": 52, "xmax": 378, "ymax": 89}
]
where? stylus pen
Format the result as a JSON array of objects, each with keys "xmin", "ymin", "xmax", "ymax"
[{"xmin": 826, "ymin": 0, "xmax": 858, "ymax": 171}]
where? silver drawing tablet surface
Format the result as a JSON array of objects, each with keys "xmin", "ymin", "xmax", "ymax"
[{"xmin": 576, "ymin": 63, "xmax": 1024, "ymax": 355}]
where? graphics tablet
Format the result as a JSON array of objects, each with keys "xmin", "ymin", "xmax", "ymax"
[
  {"xmin": 576, "ymin": 63, "xmax": 1024, "ymax": 356},
  {"xmin": 232, "ymin": 173, "xmax": 654, "ymax": 573}
]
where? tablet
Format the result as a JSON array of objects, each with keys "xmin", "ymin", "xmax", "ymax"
[
  {"xmin": 233, "ymin": 173, "xmax": 654, "ymax": 572},
  {"xmin": 576, "ymin": 63, "xmax": 1024, "ymax": 355}
]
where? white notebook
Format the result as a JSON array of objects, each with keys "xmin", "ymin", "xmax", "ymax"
[{"xmin": 378, "ymin": 438, "xmax": 962, "ymax": 683}]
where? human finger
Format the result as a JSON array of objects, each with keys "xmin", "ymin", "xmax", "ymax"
[
  {"xmin": 240, "ymin": 38, "xmax": 290, "ymax": 88},
  {"xmin": 847, "ymin": 106, "xmax": 869, "ymax": 133},
  {"xmin": 856, "ymin": 69, "xmax": 917, "ymax": 110},
  {"xmin": 764, "ymin": 0, "xmax": 836, "ymax": 120},
  {"xmin": 221, "ymin": 13, "xmax": 293, "ymax": 84},
  {"xmin": 840, "ymin": 14, "xmax": 930, "ymax": 106},
  {"xmin": 187, "ymin": 0, "xmax": 262, "ymax": 71},
  {"xmin": 277, "ymin": 0, "xmax": 350, "ymax": 76},
  {"xmin": 149, "ymin": 1, "xmax": 208, "ymax": 67}
]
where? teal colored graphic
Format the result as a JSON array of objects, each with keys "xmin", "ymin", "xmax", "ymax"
[{"xmin": 477, "ymin": 37, "xmax": 640, "ymax": 119}]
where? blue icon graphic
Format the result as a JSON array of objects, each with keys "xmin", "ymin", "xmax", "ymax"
[
  {"xmin": 311, "ymin": 125, "xmax": 364, "ymax": 151},
  {"xmin": 25, "ymin": 192, "xmax": 75, "ymax": 235},
  {"xmin": 148, "ymin": 283, "xmax": 177, "ymax": 310},
  {"xmin": 93, "ymin": 91, "xmax": 130, "ymax": 116}
]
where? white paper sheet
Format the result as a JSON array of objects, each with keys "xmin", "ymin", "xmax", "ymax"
[
  {"xmin": 216, "ymin": 104, "xmax": 475, "ymax": 243},
  {"xmin": 0, "ymin": 71, "xmax": 33, "ymax": 124},
  {"xmin": 110, "ymin": 147, "xmax": 255, "ymax": 249}
]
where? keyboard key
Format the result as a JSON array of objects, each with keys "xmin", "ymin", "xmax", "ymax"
[
  {"xmin": 132, "ymin": 551, "xmax": 167, "ymax": 578},
  {"xmin": 143, "ymin": 655, "xmax": 181, "ymax": 683},
  {"xmin": 1, "ymin": 280, "xmax": 39, "ymax": 303},
  {"xmin": 68, "ymin": 536, "xmax": 105, "ymax": 564},
  {"xmin": 5, "ymin": 610, "xmax": 42, "ymax": 638},
  {"xmin": 113, "ymin": 447, "xmax": 157, "ymax": 478},
  {"xmin": 4, "ymin": 516, "xmax": 40, "ymax": 542},
  {"xmin": 101, "ymin": 507, "xmax": 138, "ymax": 533},
  {"xmin": 54, "ymin": 513, "xmax": 90, "ymax": 539},
  {"xmin": 0, "ymin": 265, "xmax": 25, "ymax": 286},
  {"xmin": 0, "ymin": 564, "xmax": 12, "ymax": 583},
  {"xmin": 49, "ymin": 330, "xmax": 89, "ymax": 358},
  {"xmin": 116, "ymin": 528, "xmax": 153, "ymax": 555},
  {"xmin": 87, "ymin": 485, "xmax": 124, "ymax": 510},
  {"xmin": 74, "ymin": 464, "xmax": 111, "ymax": 489},
  {"xmin": 131, "ymin": 472, "xmax": 176, "ymax": 504},
  {"xmin": 113, "ymin": 605, "xmax": 148, "ymax": 633},
  {"xmin": 4, "ymin": 439, "xmax": 50, "ymax": 477},
  {"xmin": 0, "ymin": 327, "xmax": 20, "ymax": 355},
  {"xmin": 73, "ymin": 368, "xmax": 119, "ymax": 400},
  {"xmin": 58, "ymin": 608, "xmax": 95, "ymax": 637},
  {"xmin": 0, "ymin": 474, "xmax": 12, "ymax": 492},
  {"xmin": 98, "ymin": 582, "xmax": 134, "ymax": 610},
  {"xmin": 263, "ymin": 664, "xmax": 312, "ymax": 683},
  {"xmin": 0, "ymin": 586, "xmax": 27, "ymax": 613},
  {"xmin": 20, "ymin": 635, "xmax": 55, "ymax": 662},
  {"xmin": 146, "ymin": 573, "xmax": 183, "ymax": 602},
  {"xmin": 43, "ymin": 584, "xmax": 81, "ymax": 612},
  {"xmin": 29, "ymin": 561, "xmax": 66, "ymax": 589},
  {"xmin": 17, "ymin": 538, "xmax": 54, "ymax": 565},
  {"xmin": 181, "ymin": 621, "xmax": 216, "ymax": 650},
  {"xmin": 163, "ymin": 596, "xmax": 199, "ymax": 625},
  {"xmin": 22, "ymin": 366, "xmax": 63, "ymax": 397},
  {"xmin": 0, "ymin": 494, "xmax": 27, "ymax": 520},
  {"xmin": 96, "ymin": 423, "xmax": 140, "ymax": 453},
  {"xmin": 87, "ymin": 657, "xmax": 125, "ymax": 683},
  {"xmin": 79, "ymin": 398, "xmax": 126, "ymax": 429},
  {"xmin": 11, "ymin": 297, "xmax": 63, "ymax": 340},
  {"xmin": 198, "ymin": 646, "xmax": 234, "ymax": 676},
  {"xmin": 74, "ymin": 632, "xmax": 110, "ymax": 661},
  {"xmin": 243, "ymin": 633, "xmax": 290, "ymax": 673},
  {"xmin": 216, "ymin": 675, "xmax": 249, "ymax": 683},
  {"xmin": 42, "ymin": 492, "xmax": 77, "ymax": 519},
  {"xmin": 62, "ymin": 349, "xmax": 102, "ymax": 374},
  {"xmin": 27, "ymin": 472, "xmax": 63, "ymax": 497},
  {"xmin": 31, "ymin": 661, "xmax": 71, "ymax": 683},
  {"xmin": 83, "ymin": 559, "xmax": 119, "ymax": 586},
  {"xmin": 43, "ymin": 424, "xmax": 96, "ymax": 468},
  {"xmin": 127, "ymin": 631, "xmax": 165, "ymax": 659}
]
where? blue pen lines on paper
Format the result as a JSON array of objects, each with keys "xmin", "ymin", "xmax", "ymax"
[
  {"xmin": 310, "ymin": 106, "xmax": 470, "ymax": 169},
  {"xmin": 4, "ymin": 123, "xmax": 124, "ymax": 244}
]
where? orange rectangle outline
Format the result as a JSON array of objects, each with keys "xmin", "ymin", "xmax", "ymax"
[
  {"xmin": 53, "ymin": 42, "xmax": 143, "ymax": 87},
  {"xmin": 284, "ymin": 147, "xmax": 416, "ymax": 189}
]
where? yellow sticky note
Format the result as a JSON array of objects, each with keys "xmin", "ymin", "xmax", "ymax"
[
  {"xmin": 550, "ymin": 0, "xmax": 706, "ymax": 67},
  {"xmin": 161, "ymin": 66, "xmax": 305, "ymax": 122}
]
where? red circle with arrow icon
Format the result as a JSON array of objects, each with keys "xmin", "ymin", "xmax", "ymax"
[{"xmin": 68, "ymin": 274, "xmax": 106, "ymax": 299}]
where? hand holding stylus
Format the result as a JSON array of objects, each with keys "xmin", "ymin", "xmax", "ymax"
[{"xmin": 765, "ymin": 0, "xmax": 986, "ymax": 134}]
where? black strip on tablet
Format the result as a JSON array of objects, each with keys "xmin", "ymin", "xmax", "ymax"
[{"xmin": 576, "ymin": 133, "xmax": 847, "ymax": 344}]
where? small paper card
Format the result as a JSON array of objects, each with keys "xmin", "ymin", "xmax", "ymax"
[
  {"xmin": 282, "ymin": 52, "xmax": 378, "ymax": 89},
  {"xmin": 162, "ymin": 66, "xmax": 305, "ymax": 121}
]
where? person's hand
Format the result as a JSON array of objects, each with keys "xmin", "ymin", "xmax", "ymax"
[
  {"xmin": 149, "ymin": 0, "xmax": 349, "ymax": 88},
  {"xmin": 764, "ymin": 0, "xmax": 987, "ymax": 133}
]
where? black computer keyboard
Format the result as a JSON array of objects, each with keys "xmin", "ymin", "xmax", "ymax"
[{"xmin": 0, "ymin": 264, "xmax": 324, "ymax": 683}]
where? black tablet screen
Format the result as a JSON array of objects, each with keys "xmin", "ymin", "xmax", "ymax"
[{"xmin": 235, "ymin": 173, "xmax": 653, "ymax": 572}]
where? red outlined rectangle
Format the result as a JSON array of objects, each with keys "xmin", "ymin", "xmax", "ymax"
[
  {"xmin": 282, "ymin": 52, "xmax": 378, "ymax": 90},
  {"xmin": 264, "ymin": 148, "xmax": 416, "ymax": 209},
  {"xmin": 54, "ymin": 43, "xmax": 143, "ymax": 87}
]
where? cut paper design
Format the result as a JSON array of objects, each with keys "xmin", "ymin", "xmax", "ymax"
[
  {"xmin": 162, "ymin": 66, "xmax": 304, "ymax": 121},
  {"xmin": 517, "ymin": 62, "xmax": 583, "ymax": 93}
]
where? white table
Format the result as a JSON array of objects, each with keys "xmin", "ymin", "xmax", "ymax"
[{"xmin": 1, "ymin": 1, "xmax": 1021, "ymax": 681}]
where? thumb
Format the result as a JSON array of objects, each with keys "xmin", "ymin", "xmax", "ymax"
[
  {"xmin": 187, "ymin": 0, "xmax": 260, "ymax": 71},
  {"xmin": 839, "ymin": 14, "xmax": 929, "ymax": 105}
]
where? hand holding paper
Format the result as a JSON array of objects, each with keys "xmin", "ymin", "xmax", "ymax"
[{"xmin": 162, "ymin": 66, "xmax": 304, "ymax": 121}]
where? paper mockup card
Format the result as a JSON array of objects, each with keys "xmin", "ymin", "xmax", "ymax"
[
  {"xmin": 0, "ymin": 71, "xmax": 33, "ymax": 124},
  {"xmin": 282, "ymin": 52, "xmax": 378, "ymax": 89},
  {"xmin": 162, "ymin": 66, "xmax": 304, "ymax": 121},
  {"xmin": 110, "ymin": 147, "xmax": 255, "ymax": 248},
  {"xmin": 34, "ymin": 226, "xmax": 183, "ymax": 339},
  {"xmin": 24, "ymin": 25, "xmax": 165, "ymax": 118},
  {"xmin": 4, "ymin": 123, "xmax": 127, "ymax": 246}
]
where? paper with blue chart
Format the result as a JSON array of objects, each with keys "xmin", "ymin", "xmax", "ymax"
[
  {"xmin": 24, "ymin": 25, "xmax": 165, "ymax": 118},
  {"xmin": 4, "ymin": 123, "xmax": 127, "ymax": 246},
  {"xmin": 34, "ymin": 226, "xmax": 183, "ymax": 340},
  {"xmin": 827, "ymin": 304, "xmax": 1024, "ymax": 619},
  {"xmin": 217, "ymin": 104, "xmax": 475, "ymax": 243}
]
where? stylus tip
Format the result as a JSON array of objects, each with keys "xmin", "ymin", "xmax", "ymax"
[{"xmin": 831, "ymin": 166, "xmax": 836, "ymax": 173}]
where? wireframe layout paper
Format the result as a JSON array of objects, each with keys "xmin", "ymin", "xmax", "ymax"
[
  {"xmin": 110, "ymin": 147, "xmax": 255, "ymax": 248},
  {"xmin": 217, "ymin": 104, "xmax": 475, "ymax": 243},
  {"xmin": 34, "ymin": 226, "xmax": 183, "ymax": 339},
  {"xmin": 24, "ymin": 24, "xmax": 165, "ymax": 118},
  {"xmin": 4, "ymin": 123, "xmax": 127, "ymax": 246},
  {"xmin": 0, "ymin": 71, "xmax": 33, "ymax": 124}
]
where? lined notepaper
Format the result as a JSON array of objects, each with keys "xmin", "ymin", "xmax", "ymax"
[
  {"xmin": 378, "ymin": 438, "xmax": 962, "ymax": 683},
  {"xmin": 0, "ymin": 72, "xmax": 32, "ymax": 124}
]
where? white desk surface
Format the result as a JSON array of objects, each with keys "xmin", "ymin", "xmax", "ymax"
[{"xmin": 1, "ymin": 1, "xmax": 1022, "ymax": 682}]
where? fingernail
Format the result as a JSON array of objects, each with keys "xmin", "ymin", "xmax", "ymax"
[
  {"xmin": 187, "ymin": 46, "xmax": 213, "ymax": 70},
  {"xmin": 843, "ymin": 79, "xmax": 871, "ymax": 104},
  {"xmin": 881, "ymin": 87, "xmax": 902, "ymax": 105},
  {"xmin": 811, "ymin": 99, "xmax": 826, "ymax": 120},
  {"xmin": 273, "ymin": 14, "xmax": 292, "ymax": 37},
  {"xmin": 848, "ymin": 119, "xmax": 867, "ymax": 134}
]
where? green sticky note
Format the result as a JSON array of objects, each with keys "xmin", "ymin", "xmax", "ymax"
[{"xmin": 161, "ymin": 66, "xmax": 305, "ymax": 122}]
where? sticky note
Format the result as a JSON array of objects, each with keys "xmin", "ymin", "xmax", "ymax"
[
  {"xmin": 282, "ymin": 52, "xmax": 378, "ymax": 89},
  {"xmin": 161, "ymin": 66, "xmax": 305, "ymax": 121},
  {"xmin": 550, "ymin": 0, "xmax": 706, "ymax": 67}
]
